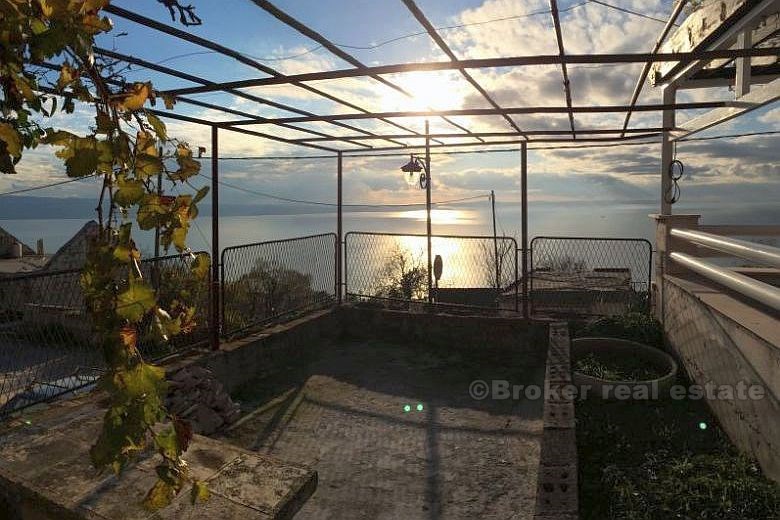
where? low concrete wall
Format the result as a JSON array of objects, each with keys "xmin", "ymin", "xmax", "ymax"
[
  {"xmin": 166, "ymin": 309, "xmax": 340, "ymax": 395},
  {"xmin": 663, "ymin": 275, "xmax": 780, "ymax": 482},
  {"xmin": 339, "ymin": 304, "xmax": 548, "ymax": 362},
  {"xmin": 166, "ymin": 305, "xmax": 547, "ymax": 400}
]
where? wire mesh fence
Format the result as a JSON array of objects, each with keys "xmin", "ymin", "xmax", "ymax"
[
  {"xmin": 220, "ymin": 233, "xmax": 337, "ymax": 337},
  {"xmin": 0, "ymin": 253, "xmax": 210, "ymax": 417},
  {"xmin": 530, "ymin": 236, "xmax": 653, "ymax": 317},
  {"xmin": 344, "ymin": 232, "xmax": 518, "ymax": 312}
]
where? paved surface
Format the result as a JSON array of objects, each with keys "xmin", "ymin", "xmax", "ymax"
[
  {"xmin": 225, "ymin": 340, "xmax": 545, "ymax": 520},
  {"xmin": 0, "ymin": 395, "xmax": 317, "ymax": 519}
]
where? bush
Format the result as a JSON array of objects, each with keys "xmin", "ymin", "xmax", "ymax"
[{"xmin": 577, "ymin": 312, "xmax": 664, "ymax": 349}]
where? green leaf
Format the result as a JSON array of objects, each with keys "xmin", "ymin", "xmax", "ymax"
[
  {"xmin": 135, "ymin": 153, "xmax": 163, "ymax": 179},
  {"xmin": 117, "ymin": 363, "xmax": 167, "ymax": 402},
  {"xmin": 65, "ymin": 148, "xmax": 99, "ymax": 177},
  {"xmin": 115, "ymin": 178, "xmax": 146, "ymax": 207},
  {"xmin": 146, "ymin": 112, "xmax": 167, "ymax": 141},
  {"xmin": 193, "ymin": 185, "xmax": 209, "ymax": 204},
  {"xmin": 191, "ymin": 481, "xmax": 209, "ymax": 504},
  {"xmin": 117, "ymin": 279, "xmax": 156, "ymax": 322},
  {"xmin": 155, "ymin": 427, "xmax": 181, "ymax": 460},
  {"xmin": 137, "ymin": 195, "xmax": 168, "ymax": 230}
]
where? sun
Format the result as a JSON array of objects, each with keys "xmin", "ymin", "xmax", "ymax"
[{"xmin": 379, "ymin": 71, "xmax": 465, "ymax": 112}]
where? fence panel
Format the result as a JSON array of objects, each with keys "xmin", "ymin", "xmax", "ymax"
[
  {"xmin": 221, "ymin": 233, "xmax": 337, "ymax": 336},
  {"xmin": 0, "ymin": 252, "xmax": 210, "ymax": 417},
  {"xmin": 530, "ymin": 236, "xmax": 653, "ymax": 316},
  {"xmin": 344, "ymin": 232, "xmax": 518, "ymax": 311}
]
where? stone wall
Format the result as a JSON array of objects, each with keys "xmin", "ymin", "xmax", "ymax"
[{"xmin": 663, "ymin": 275, "xmax": 780, "ymax": 482}]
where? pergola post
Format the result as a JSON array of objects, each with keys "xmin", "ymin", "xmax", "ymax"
[
  {"xmin": 210, "ymin": 125, "xmax": 220, "ymax": 350},
  {"xmin": 521, "ymin": 142, "xmax": 529, "ymax": 319},
  {"xmin": 336, "ymin": 151, "xmax": 343, "ymax": 304},
  {"xmin": 660, "ymin": 84, "xmax": 676, "ymax": 215},
  {"xmin": 425, "ymin": 120, "xmax": 433, "ymax": 304},
  {"xmin": 736, "ymin": 29, "xmax": 752, "ymax": 97},
  {"xmin": 656, "ymin": 84, "xmax": 677, "ymax": 322}
]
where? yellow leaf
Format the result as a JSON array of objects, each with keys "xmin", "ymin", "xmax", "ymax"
[
  {"xmin": 144, "ymin": 479, "xmax": 176, "ymax": 511},
  {"xmin": 38, "ymin": 0, "xmax": 54, "ymax": 17},
  {"xmin": 118, "ymin": 82, "xmax": 152, "ymax": 112},
  {"xmin": 58, "ymin": 64, "xmax": 77, "ymax": 89},
  {"xmin": 0, "ymin": 123, "xmax": 22, "ymax": 157},
  {"xmin": 191, "ymin": 481, "xmax": 209, "ymax": 504}
]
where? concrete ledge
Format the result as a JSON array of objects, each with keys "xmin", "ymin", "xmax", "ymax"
[
  {"xmin": 535, "ymin": 322, "xmax": 579, "ymax": 520},
  {"xmin": 0, "ymin": 395, "xmax": 316, "ymax": 519}
]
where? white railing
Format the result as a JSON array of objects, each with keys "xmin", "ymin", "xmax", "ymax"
[
  {"xmin": 670, "ymin": 228, "xmax": 780, "ymax": 268},
  {"xmin": 669, "ymin": 228, "xmax": 780, "ymax": 311}
]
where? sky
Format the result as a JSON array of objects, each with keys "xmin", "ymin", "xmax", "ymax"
[{"xmin": 1, "ymin": 0, "xmax": 778, "ymax": 213}]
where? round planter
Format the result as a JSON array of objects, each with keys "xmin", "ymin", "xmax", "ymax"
[{"xmin": 571, "ymin": 337, "xmax": 678, "ymax": 400}]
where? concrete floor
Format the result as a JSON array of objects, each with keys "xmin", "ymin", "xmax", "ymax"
[{"xmin": 223, "ymin": 340, "xmax": 545, "ymax": 519}]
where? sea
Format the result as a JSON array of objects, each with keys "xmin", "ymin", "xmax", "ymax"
[{"xmin": 2, "ymin": 200, "xmax": 778, "ymax": 257}]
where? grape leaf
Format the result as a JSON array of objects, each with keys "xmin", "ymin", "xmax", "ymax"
[{"xmin": 117, "ymin": 279, "xmax": 156, "ymax": 322}]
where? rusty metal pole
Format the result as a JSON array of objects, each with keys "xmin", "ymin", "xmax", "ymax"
[
  {"xmin": 521, "ymin": 142, "xmax": 529, "ymax": 319},
  {"xmin": 336, "ymin": 151, "xmax": 343, "ymax": 304},
  {"xmin": 491, "ymin": 190, "xmax": 500, "ymax": 294},
  {"xmin": 425, "ymin": 120, "xmax": 433, "ymax": 304},
  {"xmin": 210, "ymin": 125, "xmax": 220, "ymax": 350}
]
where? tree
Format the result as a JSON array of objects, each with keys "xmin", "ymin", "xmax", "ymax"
[
  {"xmin": 223, "ymin": 259, "xmax": 328, "ymax": 332},
  {"xmin": 374, "ymin": 247, "xmax": 427, "ymax": 300},
  {"xmin": 1, "ymin": 0, "xmax": 209, "ymax": 509}
]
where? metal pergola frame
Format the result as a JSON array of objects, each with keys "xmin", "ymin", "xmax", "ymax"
[{"xmin": 75, "ymin": 0, "xmax": 779, "ymax": 347}]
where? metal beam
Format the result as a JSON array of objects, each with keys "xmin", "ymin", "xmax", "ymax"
[
  {"xmin": 672, "ymin": 76, "xmax": 780, "ymax": 139},
  {"xmin": 94, "ymin": 48, "xmax": 378, "ymax": 148},
  {"xmin": 103, "ymin": 4, "xmax": 420, "ymax": 145},
  {"xmin": 549, "ymin": 0, "xmax": 576, "ymax": 138},
  {"xmin": 621, "ymin": 0, "xmax": 688, "ymax": 136},
  {"xmin": 145, "ymin": 109, "xmax": 339, "ymax": 152},
  {"xmin": 222, "ymin": 102, "xmax": 724, "ymax": 126},
  {"xmin": 163, "ymin": 48, "xmax": 780, "ymax": 97},
  {"xmin": 336, "ymin": 133, "xmax": 661, "ymax": 154},
  {"xmin": 251, "ymin": 0, "xmax": 479, "ymax": 143},
  {"xmin": 295, "ymin": 127, "xmax": 671, "ymax": 143},
  {"xmin": 400, "ymin": 0, "xmax": 524, "ymax": 137}
]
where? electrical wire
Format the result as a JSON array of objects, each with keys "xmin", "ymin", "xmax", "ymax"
[
  {"xmin": 131, "ymin": 2, "xmax": 590, "ymax": 70},
  {"xmin": 198, "ymin": 173, "xmax": 487, "ymax": 208},
  {"xmin": 0, "ymin": 173, "xmax": 99, "ymax": 197},
  {"xmin": 1, "ymin": 130, "xmax": 776, "ymax": 197},
  {"xmin": 587, "ymin": 0, "xmax": 674, "ymax": 25}
]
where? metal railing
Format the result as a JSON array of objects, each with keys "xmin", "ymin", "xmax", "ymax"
[
  {"xmin": 0, "ymin": 252, "xmax": 210, "ymax": 417},
  {"xmin": 530, "ymin": 236, "xmax": 653, "ymax": 316},
  {"xmin": 344, "ymin": 232, "xmax": 518, "ymax": 312},
  {"xmin": 220, "ymin": 233, "xmax": 337, "ymax": 337},
  {"xmin": 670, "ymin": 228, "xmax": 780, "ymax": 311}
]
